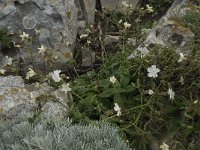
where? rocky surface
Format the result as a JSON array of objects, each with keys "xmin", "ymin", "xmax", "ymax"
[
  {"xmin": 143, "ymin": 0, "xmax": 193, "ymax": 53},
  {"xmin": 0, "ymin": 0, "xmax": 96, "ymax": 68},
  {"xmin": 0, "ymin": 76, "xmax": 70, "ymax": 119},
  {"xmin": 100, "ymin": 0, "xmax": 139, "ymax": 12}
]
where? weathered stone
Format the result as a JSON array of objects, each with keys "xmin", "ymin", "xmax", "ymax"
[
  {"xmin": 104, "ymin": 35, "xmax": 120, "ymax": 46},
  {"xmin": 81, "ymin": 48, "xmax": 96, "ymax": 67},
  {"xmin": 0, "ymin": 75, "xmax": 70, "ymax": 119},
  {"xmin": 0, "ymin": 0, "xmax": 96, "ymax": 69},
  {"xmin": 143, "ymin": 0, "xmax": 193, "ymax": 53},
  {"xmin": 100, "ymin": 0, "xmax": 139, "ymax": 13}
]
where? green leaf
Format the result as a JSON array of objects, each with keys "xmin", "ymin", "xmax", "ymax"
[
  {"xmin": 100, "ymin": 88, "xmax": 125, "ymax": 97},
  {"xmin": 120, "ymin": 72, "xmax": 130, "ymax": 88}
]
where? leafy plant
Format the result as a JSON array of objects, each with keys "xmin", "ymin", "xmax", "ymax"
[
  {"xmin": 0, "ymin": 28, "xmax": 12, "ymax": 49},
  {"xmin": 69, "ymin": 5, "xmax": 200, "ymax": 150}
]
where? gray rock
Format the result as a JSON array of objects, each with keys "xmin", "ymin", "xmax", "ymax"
[
  {"xmin": 0, "ymin": 0, "xmax": 96, "ymax": 68},
  {"xmin": 0, "ymin": 75, "xmax": 70, "ymax": 119},
  {"xmin": 81, "ymin": 47, "xmax": 96, "ymax": 67},
  {"xmin": 143, "ymin": 0, "xmax": 193, "ymax": 53},
  {"xmin": 100, "ymin": 0, "xmax": 139, "ymax": 13},
  {"xmin": 78, "ymin": 0, "xmax": 96, "ymax": 24},
  {"xmin": 104, "ymin": 35, "xmax": 119, "ymax": 46}
]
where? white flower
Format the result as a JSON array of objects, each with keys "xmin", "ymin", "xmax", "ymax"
[
  {"xmin": 194, "ymin": 100, "xmax": 198, "ymax": 104},
  {"xmin": 178, "ymin": 52, "xmax": 186, "ymax": 62},
  {"xmin": 168, "ymin": 87, "xmax": 175, "ymax": 100},
  {"xmin": 137, "ymin": 46, "xmax": 149, "ymax": 57},
  {"xmin": 51, "ymin": 70, "xmax": 61, "ymax": 82},
  {"xmin": 26, "ymin": 68, "xmax": 36, "ymax": 79},
  {"xmin": 80, "ymin": 34, "xmax": 88, "ymax": 39},
  {"xmin": 160, "ymin": 143, "xmax": 169, "ymax": 150},
  {"xmin": 114, "ymin": 103, "xmax": 121, "ymax": 116},
  {"xmin": 14, "ymin": 44, "xmax": 21, "ymax": 48},
  {"xmin": 5, "ymin": 56, "xmax": 13, "ymax": 66},
  {"xmin": 146, "ymin": 4, "xmax": 154, "ymax": 13},
  {"xmin": 118, "ymin": 19, "xmax": 123, "ymax": 24},
  {"xmin": 29, "ymin": 92, "xmax": 36, "ymax": 104},
  {"xmin": 110, "ymin": 76, "xmax": 117, "ymax": 84},
  {"xmin": 61, "ymin": 83, "xmax": 71, "ymax": 94},
  {"xmin": 148, "ymin": 90, "xmax": 154, "ymax": 95},
  {"xmin": 20, "ymin": 32, "xmax": 29, "ymax": 41},
  {"xmin": 0, "ymin": 68, "xmax": 6, "ymax": 74},
  {"xmin": 147, "ymin": 65, "xmax": 160, "ymax": 78},
  {"xmin": 35, "ymin": 29, "xmax": 41, "ymax": 34},
  {"xmin": 87, "ymin": 40, "xmax": 92, "ymax": 44},
  {"xmin": 38, "ymin": 45, "xmax": 46, "ymax": 55},
  {"xmin": 124, "ymin": 22, "xmax": 131, "ymax": 29}
]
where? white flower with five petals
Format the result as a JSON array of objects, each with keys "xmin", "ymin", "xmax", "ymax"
[
  {"xmin": 26, "ymin": 68, "xmax": 36, "ymax": 79},
  {"xmin": 38, "ymin": 45, "xmax": 46, "ymax": 55},
  {"xmin": 147, "ymin": 65, "xmax": 160, "ymax": 78},
  {"xmin": 146, "ymin": 5, "xmax": 154, "ymax": 13},
  {"xmin": 124, "ymin": 22, "xmax": 131, "ymax": 29},
  {"xmin": 148, "ymin": 90, "xmax": 154, "ymax": 95},
  {"xmin": 51, "ymin": 70, "xmax": 61, "ymax": 82},
  {"xmin": 110, "ymin": 76, "xmax": 117, "ymax": 84},
  {"xmin": 61, "ymin": 83, "xmax": 71, "ymax": 94},
  {"xmin": 160, "ymin": 143, "xmax": 169, "ymax": 150},
  {"xmin": 114, "ymin": 103, "xmax": 121, "ymax": 116},
  {"xmin": 178, "ymin": 52, "xmax": 186, "ymax": 62},
  {"xmin": 20, "ymin": 32, "xmax": 29, "ymax": 41},
  {"xmin": 0, "ymin": 68, "xmax": 6, "ymax": 74},
  {"xmin": 168, "ymin": 87, "xmax": 175, "ymax": 100}
]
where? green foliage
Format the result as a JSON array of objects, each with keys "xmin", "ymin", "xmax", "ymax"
[
  {"xmin": 69, "ymin": 5, "xmax": 200, "ymax": 150},
  {"xmin": 70, "ymin": 45, "xmax": 200, "ymax": 149},
  {"xmin": 0, "ymin": 117, "xmax": 131, "ymax": 150},
  {"xmin": 0, "ymin": 28, "xmax": 12, "ymax": 49}
]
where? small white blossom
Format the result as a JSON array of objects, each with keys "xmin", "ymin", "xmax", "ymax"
[
  {"xmin": 147, "ymin": 65, "xmax": 160, "ymax": 78},
  {"xmin": 146, "ymin": 4, "xmax": 154, "ymax": 13},
  {"xmin": 178, "ymin": 52, "xmax": 186, "ymax": 62},
  {"xmin": 114, "ymin": 103, "xmax": 121, "ymax": 116},
  {"xmin": 38, "ymin": 45, "xmax": 46, "ymax": 55},
  {"xmin": 20, "ymin": 32, "xmax": 29, "ymax": 41},
  {"xmin": 124, "ymin": 22, "xmax": 131, "ymax": 29},
  {"xmin": 160, "ymin": 143, "xmax": 169, "ymax": 150},
  {"xmin": 26, "ymin": 68, "xmax": 36, "ymax": 79},
  {"xmin": 51, "ymin": 70, "xmax": 61, "ymax": 82},
  {"xmin": 194, "ymin": 100, "xmax": 198, "ymax": 104},
  {"xmin": 87, "ymin": 40, "xmax": 92, "ymax": 44},
  {"xmin": 80, "ymin": 34, "xmax": 88, "ymax": 39},
  {"xmin": 118, "ymin": 19, "xmax": 123, "ymax": 24},
  {"xmin": 29, "ymin": 92, "xmax": 36, "ymax": 104},
  {"xmin": 61, "ymin": 83, "xmax": 72, "ymax": 94},
  {"xmin": 14, "ymin": 44, "xmax": 21, "ymax": 48},
  {"xmin": 0, "ymin": 68, "xmax": 6, "ymax": 74},
  {"xmin": 5, "ymin": 56, "xmax": 13, "ymax": 66},
  {"xmin": 168, "ymin": 87, "xmax": 175, "ymax": 100},
  {"xmin": 110, "ymin": 76, "xmax": 117, "ymax": 84},
  {"xmin": 148, "ymin": 90, "xmax": 154, "ymax": 95},
  {"xmin": 179, "ymin": 76, "xmax": 184, "ymax": 85},
  {"xmin": 35, "ymin": 29, "xmax": 41, "ymax": 34}
]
